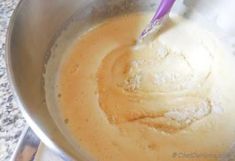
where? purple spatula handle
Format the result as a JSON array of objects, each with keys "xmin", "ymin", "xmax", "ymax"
[
  {"xmin": 140, "ymin": 0, "xmax": 176, "ymax": 39},
  {"xmin": 152, "ymin": 0, "xmax": 176, "ymax": 22}
]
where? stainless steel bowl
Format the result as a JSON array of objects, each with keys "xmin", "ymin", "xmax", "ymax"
[{"xmin": 6, "ymin": 0, "xmax": 235, "ymax": 160}]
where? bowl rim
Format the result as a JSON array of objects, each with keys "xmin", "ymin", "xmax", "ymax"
[{"xmin": 5, "ymin": 0, "xmax": 72, "ymax": 160}]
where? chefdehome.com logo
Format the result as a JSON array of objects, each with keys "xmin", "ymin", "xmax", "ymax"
[
  {"xmin": 172, "ymin": 145, "xmax": 235, "ymax": 160},
  {"xmin": 172, "ymin": 152, "xmax": 223, "ymax": 159}
]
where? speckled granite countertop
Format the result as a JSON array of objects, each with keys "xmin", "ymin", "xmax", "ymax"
[{"xmin": 0, "ymin": 0, "xmax": 26, "ymax": 160}]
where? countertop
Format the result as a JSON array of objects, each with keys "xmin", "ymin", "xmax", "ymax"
[{"xmin": 0, "ymin": 0, "xmax": 26, "ymax": 160}]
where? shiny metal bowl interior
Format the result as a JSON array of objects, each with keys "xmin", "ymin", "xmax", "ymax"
[{"xmin": 6, "ymin": 0, "xmax": 235, "ymax": 160}]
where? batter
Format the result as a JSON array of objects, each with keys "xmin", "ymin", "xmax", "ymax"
[{"xmin": 46, "ymin": 13, "xmax": 235, "ymax": 161}]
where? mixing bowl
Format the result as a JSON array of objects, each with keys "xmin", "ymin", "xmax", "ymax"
[{"xmin": 6, "ymin": 0, "xmax": 235, "ymax": 160}]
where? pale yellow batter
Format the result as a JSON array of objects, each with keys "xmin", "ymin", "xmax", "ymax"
[{"xmin": 46, "ymin": 13, "xmax": 235, "ymax": 161}]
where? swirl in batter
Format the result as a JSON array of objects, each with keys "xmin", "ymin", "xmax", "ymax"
[{"xmin": 46, "ymin": 13, "xmax": 235, "ymax": 161}]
